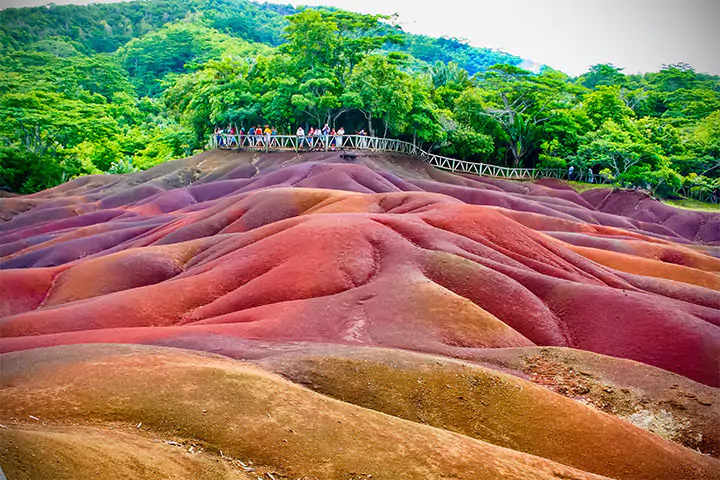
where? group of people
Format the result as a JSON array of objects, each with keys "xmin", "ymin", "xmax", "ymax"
[
  {"xmin": 295, "ymin": 124, "xmax": 356, "ymax": 150},
  {"xmin": 214, "ymin": 125, "xmax": 278, "ymax": 148},
  {"xmin": 214, "ymin": 123, "xmax": 368, "ymax": 151}
]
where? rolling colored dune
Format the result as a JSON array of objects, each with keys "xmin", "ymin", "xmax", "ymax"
[{"xmin": 1, "ymin": 150, "xmax": 719, "ymax": 479}]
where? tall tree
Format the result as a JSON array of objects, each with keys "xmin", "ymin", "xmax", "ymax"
[
  {"xmin": 346, "ymin": 55, "xmax": 413, "ymax": 137},
  {"xmin": 429, "ymin": 60, "xmax": 470, "ymax": 89},
  {"xmin": 577, "ymin": 63, "xmax": 626, "ymax": 89},
  {"xmin": 474, "ymin": 64, "xmax": 567, "ymax": 167},
  {"xmin": 280, "ymin": 9, "xmax": 402, "ymax": 86},
  {"xmin": 574, "ymin": 119, "xmax": 662, "ymax": 176},
  {"xmin": 163, "ymin": 57, "xmax": 259, "ymax": 144},
  {"xmin": 582, "ymin": 85, "xmax": 635, "ymax": 129}
]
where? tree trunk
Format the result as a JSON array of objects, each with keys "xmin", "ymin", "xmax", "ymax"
[{"xmin": 332, "ymin": 108, "xmax": 351, "ymax": 129}]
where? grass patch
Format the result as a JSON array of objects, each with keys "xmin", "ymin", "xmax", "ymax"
[
  {"xmin": 566, "ymin": 181, "xmax": 612, "ymax": 193},
  {"xmin": 663, "ymin": 198, "xmax": 720, "ymax": 212}
]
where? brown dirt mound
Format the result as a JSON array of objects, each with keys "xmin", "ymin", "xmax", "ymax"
[
  {"xmin": 462, "ymin": 346, "xmax": 720, "ymax": 457},
  {"xmin": 0, "ymin": 426, "xmax": 254, "ymax": 480},
  {"xmin": 258, "ymin": 346, "xmax": 719, "ymax": 480},
  {"xmin": 1, "ymin": 344, "xmax": 620, "ymax": 480}
]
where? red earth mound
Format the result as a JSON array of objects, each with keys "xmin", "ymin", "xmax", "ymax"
[
  {"xmin": 581, "ymin": 188, "xmax": 720, "ymax": 244},
  {"xmin": 1, "ymin": 150, "xmax": 719, "ymax": 479}
]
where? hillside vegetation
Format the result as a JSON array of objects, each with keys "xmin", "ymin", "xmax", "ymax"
[{"xmin": 0, "ymin": 0, "xmax": 718, "ymax": 201}]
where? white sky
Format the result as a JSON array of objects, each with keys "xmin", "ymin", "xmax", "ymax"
[
  {"xmin": 295, "ymin": 0, "xmax": 720, "ymax": 76},
  {"xmin": 2, "ymin": 0, "xmax": 719, "ymax": 76}
]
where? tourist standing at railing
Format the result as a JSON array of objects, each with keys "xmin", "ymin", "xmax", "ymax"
[
  {"xmin": 270, "ymin": 126, "xmax": 278, "ymax": 147},
  {"xmin": 307, "ymin": 127, "xmax": 314, "ymax": 148},
  {"xmin": 214, "ymin": 127, "xmax": 224, "ymax": 147},
  {"xmin": 322, "ymin": 124, "xmax": 330, "ymax": 150},
  {"xmin": 313, "ymin": 127, "xmax": 322, "ymax": 150},
  {"xmin": 358, "ymin": 129, "xmax": 367, "ymax": 148},
  {"xmin": 337, "ymin": 127, "xmax": 345, "ymax": 149},
  {"xmin": 588, "ymin": 168, "xmax": 594, "ymax": 184},
  {"xmin": 263, "ymin": 125, "xmax": 272, "ymax": 148},
  {"xmin": 329, "ymin": 128, "xmax": 336, "ymax": 150},
  {"xmin": 239, "ymin": 127, "xmax": 245, "ymax": 149},
  {"xmin": 228, "ymin": 125, "xmax": 237, "ymax": 147},
  {"xmin": 568, "ymin": 165, "xmax": 574, "ymax": 180},
  {"xmin": 296, "ymin": 126, "xmax": 305, "ymax": 149}
]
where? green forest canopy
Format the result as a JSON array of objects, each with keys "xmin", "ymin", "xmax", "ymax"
[{"xmin": 0, "ymin": 0, "xmax": 718, "ymax": 201}]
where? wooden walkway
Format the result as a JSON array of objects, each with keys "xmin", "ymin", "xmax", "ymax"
[{"xmin": 213, "ymin": 133, "xmax": 597, "ymax": 182}]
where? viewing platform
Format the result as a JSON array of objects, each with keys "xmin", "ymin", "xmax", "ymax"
[{"xmin": 212, "ymin": 133, "xmax": 588, "ymax": 182}]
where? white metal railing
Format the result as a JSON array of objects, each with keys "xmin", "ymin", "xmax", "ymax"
[{"xmin": 211, "ymin": 133, "xmax": 602, "ymax": 182}]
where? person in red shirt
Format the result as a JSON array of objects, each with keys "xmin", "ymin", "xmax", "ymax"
[{"xmin": 228, "ymin": 125, "xmax": 236, "ymax": 147}]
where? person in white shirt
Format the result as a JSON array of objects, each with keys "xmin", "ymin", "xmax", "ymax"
[
  {"xmin": 336, "ymin": 127, "xmax": 345, "ymax": 149},
  {"xmin": 296, "ymin": 126, "xmax": 305, "ymax": 149}
]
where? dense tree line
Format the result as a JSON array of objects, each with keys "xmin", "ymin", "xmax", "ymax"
[{"xmin": 0, "ymin": 0, "xmax": 718, "ymax": 202}]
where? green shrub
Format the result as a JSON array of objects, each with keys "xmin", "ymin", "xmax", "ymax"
[
  {"xmin": 651, "ymin": 167, "xmax": 683, "ymax": 197},
  {"xmin": 537, "ymin": 154, "xmax": 567, "ymax": 170}
]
